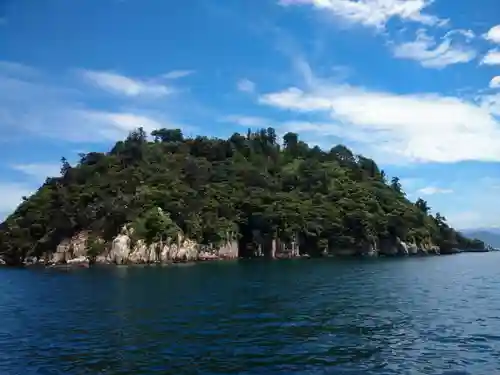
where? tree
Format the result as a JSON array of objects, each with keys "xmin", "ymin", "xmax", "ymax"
[
  {"xmin": 415, "ymin": 198, "xmax": 430, "ymax": 214},
  {"xmin": 390, "ymin": 177, "xmax": 403, "ymax": 195},
  {"xmin": 151, "ymin": 128, "xmax": 184, "ymax": 143},
  {"xmin": 283, "ymin": 132, "xmax": 298, "ymax": 151},
  {"xmin": 86, "ymin": 235, "xmax": 105, "ymax": 264},
  {"xmin": 60, "ymin": 157, "xmax": 71, "ymax": 176},
  {"xmin": 0, "ymin": 126, "xmax": 479, "ymax": 265}
]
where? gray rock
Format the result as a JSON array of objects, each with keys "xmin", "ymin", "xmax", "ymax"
[
  {"xmin": 217, "ymin": 240, "xmax": 239, "ymax": 259},
  {"xmin": 51, "ymin": 223, "xmax": 239, "ymax": 266},
  {"xmin": 396, "ymin": 238, "xmax": 409, "ymax": 255},
  {"xmin": 109, "ymin": 234, "xmax": 131, "ymax": 264},
  {"xmin": 428, "ymin": 245, "xmax": 440, "ymax": 255},
  {"xmin": 128, "ymin": 240, "xmax": 154, "ymax": 264},
  {"xmin": 67, "ymin": 256, "xmax": 89, "ymax": 266},
  {"xmin": 408, "ymin": 243, "xmax": 419, "ymax": 255},
  {"xmin": 51, "ymin": 232, "xmax": 90, "ymax": 264}
]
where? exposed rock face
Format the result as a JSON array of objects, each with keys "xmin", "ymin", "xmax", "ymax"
[
  {"xmin": 109, "ymin": 234, "xmax": 131, "ymax": 264},
  {"xmin": 50, "ymin": 228, "xmax": 239, "ymax": 266},
  {"xmin": 127, "ymin": 240, "xmax": 155, "ymax": 264},
  {"xmin": 408, "ymin": 243, "xmax": 419, "ymax": 255},
  {"xmin": 378, "ymin": 238, "xmax": 429, "ymax": 256},
  {"xmin": 397, "ymin": 238, "xmax": 409, "ymax": 255},
  {"xmin": 47, "ymin": 228, "xmax": 443, "ymax": 266},
  {"xmin": 66, "ymin": 256, "xmax": 89, "ymax": 267},
  {"xmin": 272, "ymin": 238, "xmax": 300, "ymax": 258},
  {"xmin": 51, "ymin": 232, "xmax": 89, "ymax": 264},
  {"xmin": 199, "ymin": 241, "xmax": 239, "ymax": 261}
]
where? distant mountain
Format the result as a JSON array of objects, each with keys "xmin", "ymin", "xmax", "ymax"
[{"xmin": 462, "ymin": 229, "xmax": 500, "ymax": 249}]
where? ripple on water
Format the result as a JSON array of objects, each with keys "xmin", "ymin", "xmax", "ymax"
[{"xmin": 2, "ymin": 254, "xmax": 500, "ymax": 374}]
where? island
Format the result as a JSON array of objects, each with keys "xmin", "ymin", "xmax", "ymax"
[{"xmin": 0, "ymin": 127, "xmax": 486, "ymax": 267}]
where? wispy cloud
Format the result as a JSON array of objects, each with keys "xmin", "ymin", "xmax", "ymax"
[
  {"xmin": 11, "ymin": 163, "xmax": 62, "ymax": 181},
  {"xmin": 481, "ymin": 50, "xmax": 500, "ymax": 66},
  {"xmin": 484, "ymin": 25, "xmax": 500, "ymax": 44},
  {"xmin": 0, "ymin": 61, "xmax": 185, "ymax": 143},
  {"xmin": 391, "ymin": 29, "xmax": 477, "ymax": 68},
  {"xmin": 0, "ymin": 183, "xmax": 33, "ymax": 221},
  {"xmin": 258, "ymin": 61, "xmax": 500, "ymax": 164},
  {"xmin": 77, "ymin": 110, "xmax": 168, "ymax": 139},
  {"xmin": 0, "ymin": 61, "xmax": 40, "ymax": 77},
  {"xmin": 237, "ymin": 78, "xmax": 256, "ymax": 93},
  {"xmin": 417, "ymin": 186, "xmax": 454, "ymax": 195},
  {"xmin": 278, "ymin": 0, "xmax": 447, "ymax": 30},
  {"xmin": 80, "ymin": 70, "xmax": 173, "ymax": 97},
  {"xmin": 162, "ymin": 70, "xmax": 195, "ymax": 79},
  {"xmin": 220, "ymin": 115, "xmax": 270, "ymax": 127}
]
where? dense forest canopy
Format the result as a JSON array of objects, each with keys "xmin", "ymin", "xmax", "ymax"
[{"xmin": 0, "ymin": 127, "xmax": 485, "ymax": 265}]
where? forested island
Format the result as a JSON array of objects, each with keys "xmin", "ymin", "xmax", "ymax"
[{"xmin": 0, "ymin": 127, "xmax": 486, "ymax": 266}]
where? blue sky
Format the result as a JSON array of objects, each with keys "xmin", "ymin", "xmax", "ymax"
[{"xmin": 1, "ymin": 0, "xmax": 500, "ymax": 229}]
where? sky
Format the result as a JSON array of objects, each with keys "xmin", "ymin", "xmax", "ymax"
[{"xmin": 1, "ymin": 0, "xmax": 500, "ymax": 229}]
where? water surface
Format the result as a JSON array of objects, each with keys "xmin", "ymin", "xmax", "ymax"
[{"xmin": 1, "ymin": 254, "xmax": 500, "ymax": 374}]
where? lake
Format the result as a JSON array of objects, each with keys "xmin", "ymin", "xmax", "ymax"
[{"xmin": 1, "ymin": 254, "xmax": 500, "ymax": 374}]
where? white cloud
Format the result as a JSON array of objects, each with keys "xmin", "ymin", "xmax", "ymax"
[
  {"xmin": 399, "ymin": 177, "xmax": 425, "ymax": 191},
  {"xmin": 11, "ymin": 163, "xmax": 62, "ymax": 180},
  {"xmin": 392, "ymin": 29, "xmax": 477, "ymax": 68},
  {"xmin": 0, "ymin": 183, "xmax": 33, "ymax": 221},
  {"xmin": 81, "ymin": 70, "xmax": 172, "ymax": 97},
  {"xmin": 481, "ymin": 50, "xmax": 500, "ymax": 66},
  {"xmin": 279, "ymin": 0, "xmax": 446, "ymax": 29},
  {"xmin": 76, "ymin": 110, "xmax": 166, "ymax": 140},
  {"xmin": 162, "ymin": 70, "xmax": 195, "ymax": 79},
  {"xmin": 417, "ymin": 186, "xmax": 454, "ymax": 195},
  {"xmin": 490, "ymin": 76, "xmax": 500, "ymax": 89},
  {"xmin": 220, "ymin": 115, "xmax": 269, "ymax": 127},
  {"xmin": 0, "ymin": 62, "xmax": 185, "ymax": 143},
  {"xmin": 259, "ymin": 68, "xmax": 500, "ymax": 163},
  {"xmin": 484, "ymin": 25, "xmax": 500, "ymax": 44},
  {"xmin": 480, "ymin": 93, "xmax": 500, "ymax": 116},
  {"xmin": 237, "ymin": 78, "xmax": 256, "ymax": 93}
]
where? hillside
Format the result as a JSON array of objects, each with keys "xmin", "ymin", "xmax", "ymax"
[
  {"xmin": 462, "ymin": 230, "xmax": 500, "ymax": 249},
  {"xmin": 0, "ymin": 127, "xmax": 486, "ymax": 265}
]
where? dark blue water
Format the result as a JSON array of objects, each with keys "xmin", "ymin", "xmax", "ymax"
[{"xmin": 1, "ymin": 254, "xmax": 500, "ymax": 375}]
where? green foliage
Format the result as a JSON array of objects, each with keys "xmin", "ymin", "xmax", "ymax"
[
  {"xmin": 86, "ymin": 235, "xmax": 105, "ymax": 263},
  {"xmin": 0, "ymin": 127, "xmax": 485, "ymax": 265},
  {"xmin": 132, "ymin": 208, "xmax": 180, "ymax": 245}
]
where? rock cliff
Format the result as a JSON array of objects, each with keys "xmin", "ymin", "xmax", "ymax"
[
  {"xmin": 19, "ymin": 228, "xmax": 442, "ymax": 267},
  {"xmin": 45, "ymin": 227, "xmax": 239, "ymax": 266}
]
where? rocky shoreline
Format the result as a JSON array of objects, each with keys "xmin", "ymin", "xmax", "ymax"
[{"xmin": 0, "ymin": 224, "xmax": 464, "ymax": 268}]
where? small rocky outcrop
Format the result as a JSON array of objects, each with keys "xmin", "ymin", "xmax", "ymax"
[
  {"xmin": 50, "ymin": 232, "xmax": 89, "ymax": 264},
  {"xmin": 66, "ymin": 256, "xmax": 89, "ymax": 267},
  {"xmin": 109, "ymin": 234, "xmax": 131, "ymax": 264}
]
